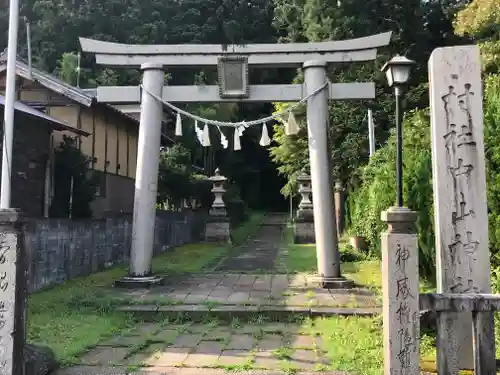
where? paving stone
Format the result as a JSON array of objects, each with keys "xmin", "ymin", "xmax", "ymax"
[
  {"xmin": 253, "ymin": 350, "xmax": 285, "ymax": 369},
  {"xmin": 239, "ymin": 324, "xmax": 262, "ymax": 334},
  {"xmin": 290, "ymin": 349, "xmax": 319, "ymax": 370},
  {"xmin": 219, "ymin": 275, "xmax": 240, "ymax": 287},
  {"xmin": 205, "ymin": 328, "xmax": 232, "ymax": 341},
  {"xmin": 226, "ymin": 334, "xmax": 254, "ymax": 350},
  {"xmin": 253, "ymin": 275, "xmax": 272, "ymax": 291},
  {"xmin": 233, "ymin": 285, "xmax": 256, "ymax": 293},
  {"xmin": 184, "ymin": 293, "xmax": 210, "ymax": 304},
  {"xmin": 127, "ymin": 343, "xmax": 166, "ymax": 365},
  {"xmin": 256, "ymin": 335, "xmax": 283, "ymax": 350},
  {"xmin": 207, "ymin": 290, "xmax": 232, "ymax": 300},
  {"xmin": 164, "ymin": 323, "xmax": 192, "ymax": 332},
  {"xmin": 289, "ymin": 335, "xmax": 315, "ymax": 349},
  {"xmin": 271, "ymin": 275, "xmax": 289, "ymax": 291},
  {"xmin": 126, "ymin": 323, "xmax": 162, "ymax": 336},
  {"xmin": 79, "ymin": 346, "xmax": 129, "ymax": 365},
  {"xmin": 236, "ymin": 275, "xmax": 256, "ymax": 286},
  {"xmin": 166, "ymin": 292, "xmax": 189, "ymax": 302},
  {"xmin": 210, "ymin": 285, "xmax": 232, "ymax": 294},
  {"xmin": 227, "ymin": 292, "xmax": 250, "ymax": 303},
  {"xmin": 288, "ymin": 275, "xmax": 307, "ymax": 288},
  {"xmin": 261, "ymin": 323, "xmax": 290, "ymax": 334},
  {"xmin": 170, "ymin": 334, "xmax": 203, "ymax": 348},
  {"xmin": 186, "ymin": 324, "xmax": 217, "ymax": 334},
  {"xmin": 285, "ymin": 295, "xmax": 310, "ymax": 306},
  {"xmin": 147, "ymin": 347, "xmax": 191, "ymax": 366},
  {"xmin": 183, "ymin": 341, "xmax": 224, "ymax": 366},
  {"xmin": 249, "ymin": 291, "xmax": 271, "ymax": 303},
  {"xmin": 216, "ymin": 350, "xmax": 250, "ymax": 366},
  {"xmin": 99, "ymin": 334, "xmax": 146, "ymax": 347},
  {"xmin": 151, "ymin": 329, "xmax": 179, "ymax": 343},
  {"xmin": 54, "ymin": 366, "xmax": 131, "ymax": 375}
]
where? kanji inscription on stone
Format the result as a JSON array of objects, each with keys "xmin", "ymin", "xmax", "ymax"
[{"xmin": 429, "ymin": 45, "xmax": 491, "ymax": 369}]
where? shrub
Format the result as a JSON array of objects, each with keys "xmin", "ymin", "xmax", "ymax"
[
  {"xmin": 223, "ymin": 182, "xmax": 248, "ymax": 226},
  {"xmin": 346, "ymin": 109, "xmax": 435, "ymax": 278},
  {"xmin": 49, "ymin": 136, "xmax": 97, "ymax": 218},
  {"xmin": 484, "ymin": 74, "xmax": 500, "ymax": 267}
]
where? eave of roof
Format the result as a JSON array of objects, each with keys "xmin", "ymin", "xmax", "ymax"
[
  {"xmin": 0, "ymin": 53, "xmax": 140, "ymax": 125},
  {"xmin": 0, "ymin": 94, "xmax": 90, "ymax": 136}
]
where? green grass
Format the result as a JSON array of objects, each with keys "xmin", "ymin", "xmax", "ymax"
[
  {"xmin": 27, "ymin": 212, "xmax": 266, "ymax": 365},
  {"xmin": 29, "ymin": 241, "xmax": 226, "ymax": 364},
  {"xmin": 277, "ymin": 224, "xmax": 436, "ymax": 293},
  {"xmin": 311, "ymin": 315, "xmax": 436, "ymax": 375}
]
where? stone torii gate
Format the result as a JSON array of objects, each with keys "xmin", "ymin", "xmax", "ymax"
[{"xmin": 79, "ymin": 32, "xmax": 391, "ymax": 288}]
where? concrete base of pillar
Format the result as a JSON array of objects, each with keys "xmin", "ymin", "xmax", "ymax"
[
  {"xmin": 314, "ymin": 276, "xmax": 354, "ymax": 289},
  {"xmin": 294, "ymin": 218, "xmax": 315, "ymax": 244},
  {"xmin": 114, "ymin": 276, "xmax": 164, "ymax": 289},
  {"xmin": 204, "ymin": 216, "xmax": 231, "ymax": 243}
]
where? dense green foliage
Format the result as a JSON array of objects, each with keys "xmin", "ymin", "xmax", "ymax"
[
  {"xmin": 484, "ymin": 75, "xmax": 500, "ymax": 268},
  {"xmin": 0, "ymin": 0, "xmax": 287, "ymax": 212},
  {"xmin": 49, "ymin": 136, "xmax": 97, "ymax": 218},
  {"xmin": 345, "ymin": 0, "xmax": 500, "ymax": 283},
  {"xmin": 269, "ymin": 0, "xmax": 467, "ymax": 196},
  {"xmin": 346, "ymin": 110, "xmax": 435, "ymax": 277}
]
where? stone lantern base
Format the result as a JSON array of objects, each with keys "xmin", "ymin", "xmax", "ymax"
[
  {"xmin": 204, "ymin": 214, "xmax": 232, "ymax": 244},
  {"xmin": 294, "ymin": 209, "xmax": 315, "ymax": 244}
]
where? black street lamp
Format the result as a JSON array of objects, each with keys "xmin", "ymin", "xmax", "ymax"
[{"xmin": 381, "ymin": 55, "xmax": 415, "ymax": 207}]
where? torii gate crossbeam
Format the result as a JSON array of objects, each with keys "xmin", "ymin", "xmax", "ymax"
[{"xmin": 80, "ymin": 32, "xmax": 392, "ymax": 289}]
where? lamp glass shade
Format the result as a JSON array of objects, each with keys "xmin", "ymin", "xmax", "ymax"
[
  {"xmin": 391, "ymin": 64, "xmax": 412, "ymax": 85},
  {"xmin": 385, "ymin": 69, "xmax": 394, "ymax": 87}
]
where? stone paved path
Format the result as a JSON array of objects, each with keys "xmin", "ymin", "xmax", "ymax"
[
  {"xmin": 55, "ymin": 214, "xmax": 383, "ymax": 375},
  {"xmin": 215, "ymin": 213, "xmax": 287, "ymax": 272},
  {"xmin": 112, "ymin": 273, "xmax": 380, "ymax": 312},
  {"xmin": 55, "ymin": 321, "xmax": 340, "ymax": 374}
]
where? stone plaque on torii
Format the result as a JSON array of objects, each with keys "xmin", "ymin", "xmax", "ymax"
[{"xmin": 79, "ymin": 32, "xmax": 391, "ymax": 288}]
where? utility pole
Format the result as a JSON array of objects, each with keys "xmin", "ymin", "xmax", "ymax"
[{"xmin": 1, "ymin": 0, "xmax": 20, "ymax": 208}]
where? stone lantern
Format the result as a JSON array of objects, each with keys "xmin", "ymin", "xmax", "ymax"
[
  {"xmin": 294, "ymin": 168, "xmax": 315, "ymax": 243},
  {"xmin": 204, "ymin": 168, "xmax": 231, "ymax": 243},
  {"xmin": 209, "ymin": 168, "xmax": 227, "ymax": 216},
  {"xmin": 297, "ymin": 171, "xmax": 313, "ymax": 219}
]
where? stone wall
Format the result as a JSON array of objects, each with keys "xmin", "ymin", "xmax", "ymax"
[{"xmin": 24, "ymin": 210, "xmax": 205, "ymax": 292}]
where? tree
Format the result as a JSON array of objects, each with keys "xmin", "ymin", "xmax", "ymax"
[
  {"xmin": 49, "ymin": 136, "xmax": 97, "ymax": 218},
  {"xmin": 454, "ymin": 0, "xmax": 500, "ymax": 71},
  {"xmin": 55, "ymin": 52, "xmax": 78, "ymax": 86},
  {"xmin": 269, "ymin": 0, "xmax": 470, "ymax": 198}
]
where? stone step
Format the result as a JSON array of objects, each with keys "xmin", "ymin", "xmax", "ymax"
[{"xmin": 114, "ymin": 304, "xmax": 381, "ymax": 322}]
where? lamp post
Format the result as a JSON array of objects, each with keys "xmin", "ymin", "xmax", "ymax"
[{"xmin": 381, "ymin": 55, "xmax": 415, "ymax": 207}]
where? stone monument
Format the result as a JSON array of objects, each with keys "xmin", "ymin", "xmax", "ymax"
[
  {"xmin": 204, "ymin": 168, "xmax": 231, "ymax": 243},
  {"xmin": 0, "ymin": 209, "xmax": 28, "ymax": 375},
  {"xmin": 381, "ymin": 207, "xmax": 420, "ymax": 375},
  {"xmin": 429, "ymin": 45, "xmax": 493, "ymax": 370},
  {"xmin": 294, "ymin": 169, "xmax": 315, "ymax": 243}
]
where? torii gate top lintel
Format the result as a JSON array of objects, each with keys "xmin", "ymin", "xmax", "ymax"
[{"xmin": 79, "ymin": 31, "xmax": 392, "ymax": 68}]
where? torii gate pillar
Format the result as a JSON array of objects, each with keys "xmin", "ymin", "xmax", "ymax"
[
  {"xmin": 304, "ymin": 61, "xmax": 352, "ymax": 288},
  {"xmin": 116, "ymin": 63, "xmax": 165, "ymax": 287}
]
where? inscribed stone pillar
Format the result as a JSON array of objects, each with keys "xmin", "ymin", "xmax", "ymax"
[
  {"xmin": 0, "ymin": 209, "xmax": 28, "ymax": 375},
  {"xmin": 429, "ymin": 45, "xmax": 492, "ymax": 370},
  {"xmin": 381, "ymin": 207, "xmax": 419, "ymax": 375}
]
